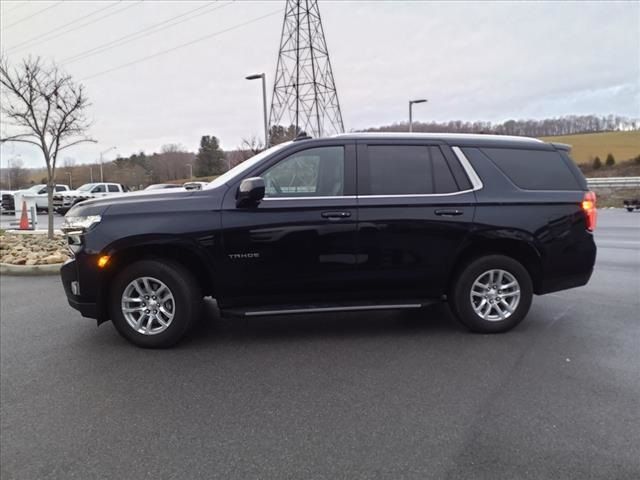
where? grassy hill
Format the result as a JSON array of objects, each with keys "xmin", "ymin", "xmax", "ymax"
[{"xmin": 540, "ymin": 131, "xmax": 640, "ymax": 165}]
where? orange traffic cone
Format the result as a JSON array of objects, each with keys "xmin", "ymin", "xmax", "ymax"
[{"xmin": 19, "ymin": 200, "xmax": 30, "ymax": 230}]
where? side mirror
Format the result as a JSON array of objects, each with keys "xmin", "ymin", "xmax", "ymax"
[{"xmin": 236, "ymin": 177, "xmax": 265, "ymax": 207}]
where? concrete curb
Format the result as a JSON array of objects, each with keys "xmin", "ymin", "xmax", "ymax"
[{"xmin": 0, "ymin": 262, "xmax": 63, "ymax": 276}]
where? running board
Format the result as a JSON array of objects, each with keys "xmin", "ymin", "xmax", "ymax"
[{"xmin": 222, "ymin": 300, "xmax": 437, "ymax": 318}]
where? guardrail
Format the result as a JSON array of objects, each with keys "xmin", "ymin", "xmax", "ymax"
[{"xmin": 586, "ymin": 177, "xmax": 640, "ymax": 188}]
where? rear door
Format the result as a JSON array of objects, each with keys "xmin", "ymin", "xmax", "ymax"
[{"xmin": 355, "ymin": 140, "xmax": 477, "ymax": 299}]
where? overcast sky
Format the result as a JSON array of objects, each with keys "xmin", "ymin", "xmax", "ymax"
[{"xmin": 1, "ymin": 0, "xmax": 639, "ymax": 167}]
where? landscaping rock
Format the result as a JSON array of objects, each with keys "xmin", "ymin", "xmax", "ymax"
[{"xmin": 0, "ymin": 233, "xmax": 70, "ymax": 266}]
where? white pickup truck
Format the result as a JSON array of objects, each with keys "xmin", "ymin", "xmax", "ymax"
[
  {"xmin": 53, "ymin": 182, "xmax": 129, "ymax": 214},
  {"xmin": 1, "ymin": 184, "xmax": 71, "ymax": 213}
]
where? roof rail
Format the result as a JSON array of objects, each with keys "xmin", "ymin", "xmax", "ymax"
[{"xmin": 294, "ymin": 132, "xmax": 312, "ymax": 141}]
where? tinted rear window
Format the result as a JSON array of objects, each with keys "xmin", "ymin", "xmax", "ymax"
[
  {"xmin": 481, "ymin": 147, "xmax": 582, "ymax": 190},
  {"xmin": 430, "ymin": 146, "xmax": 458, "ymax": 193},
  {"xmin": 368, "ymin": 145, "xmax": 432, "ymax": 195}
]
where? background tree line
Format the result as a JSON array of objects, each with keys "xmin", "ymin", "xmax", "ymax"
[
  {"xmin": 364, "ymin": 115, "xmax": 638, "ymax": 137},
  {"xmin": 3, "ymin": 117, "xmax": 638, "ymax": 191}
]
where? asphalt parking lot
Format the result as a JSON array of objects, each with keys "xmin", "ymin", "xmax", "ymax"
[{"xmin": 1, "ymin": 209, "xmax": 639, "ymax": 479}]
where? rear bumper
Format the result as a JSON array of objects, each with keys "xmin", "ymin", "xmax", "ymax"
[
  {"xmin": 60, "ymin": 259, "xmax": 100, "ymax": 320},
  {"xmin": 537, "ymin": 234, "xmax": 597, "ymax": 295},
  {"xmin": 537, "ymin": 267, "xmax": 594, "ymax": 294}
]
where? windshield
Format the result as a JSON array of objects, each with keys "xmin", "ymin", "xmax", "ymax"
[
  {"xmin": 77, "ymin": 183, "xmax": 96, "ymax": 192},
  {"xmin": 26, "ymin": 184, "xmax": 45, "ymax": 192},
  {"xmin": 206, "ymin": 142, "xmax": 292, "ymax": 189}
]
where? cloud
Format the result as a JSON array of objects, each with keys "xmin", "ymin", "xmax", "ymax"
[{"xmin": 1, "ymin": 0, "xmax": 638, "ymax": 167}]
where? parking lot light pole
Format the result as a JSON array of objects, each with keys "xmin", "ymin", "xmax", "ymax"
[
  {"xmin": 408, "ymin": 99, "xmax": 427, "ymax": 133},
  {"xmin": 245, "ymin": 73, "xmax": 269, "ymax": 148},
  {"xmin": 66, "ymin": 172, "xmax": 72, "ymax": 189},
  {"xmin": 99, "ymin": 146, "xmax": 116, "ymax": 182},
  {"xmin": 186, "ymin": 163, "xmax": 193, "ymax": 180}
]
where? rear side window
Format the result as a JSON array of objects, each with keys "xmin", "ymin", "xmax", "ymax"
[
  {"xmin": 430, "ymin": 146, "xmax": 458, "ymax": 193},
  {"xmin": 481, "ymin": 148, "xmax": 582, "ymax": 190},
  {"xmin": 367, "ymin": 145, "xmax": 432, "ymax": 195},
  {"xmin": 108, "ymin": 185, "xmax": 120, "ymax": 192}
]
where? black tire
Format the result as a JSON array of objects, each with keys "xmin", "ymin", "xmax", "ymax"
[
  {"xmin": 627, "ymin": 207, "xmax": 634, "ymax": 212},
  {"xmin": 109, "ymin": 259, "xmax": 202, "ymax": 348},
  {"xmin": 449, "ymin": 255, "xmax": 533, "ymax": 333}
]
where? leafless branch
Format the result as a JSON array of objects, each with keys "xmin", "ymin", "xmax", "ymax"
[{"xmin": 0, "ymin": 55, "xmax": 95, "ymax": 238}]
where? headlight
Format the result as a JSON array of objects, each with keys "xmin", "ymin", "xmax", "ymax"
[{"xmin": 62, "ymin": 215, "xmax": 102, "ymax": 233}]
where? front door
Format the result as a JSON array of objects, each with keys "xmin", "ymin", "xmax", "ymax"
[
  {"xmin": 355, "ymin": 141, "xmax": 477, "ymax": 299},
  {"xmin": 219, "ymin": 142, "xmax": 358, "ymax": 307}
]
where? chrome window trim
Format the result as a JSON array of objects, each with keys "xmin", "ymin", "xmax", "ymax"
[
  {"xmin": 451, "ymin": 146, "xmax": 484, "ymax": 191},
  {"xmin": 261, "ymin": 147, "xmax": 483, "ymax": 201},
  {"xmin": 358, "ymin": 190, "xmax": 475, "ymax": 199},
  {"xmin": 263, "ymin": 195, "xmax": 356, "ymax": 201}
]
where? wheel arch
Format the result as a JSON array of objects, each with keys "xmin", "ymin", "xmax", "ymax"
[
  {"xmin": 95, "ymin": 236, "xmax": 216, "ymax": 322},
  {"xmin": 449, "ymin": 233, "xmax": 543, "ymax": 294}
]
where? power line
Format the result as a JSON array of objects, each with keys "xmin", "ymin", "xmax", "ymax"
[
  {"xmin": 61, "ymin": 1, "xmax": 234, "ymax": 66},
  {"xmin": 3, "ymin": 1, "xmax": 64, "ymax": 29},
  {"xmin": 3, "ymin": 2, "xmax": 31, "ymax": 15},
  {"xmin": 6, "ymin": 1, "xmax": 123, "ymax": 53},
  {"xmin": 7, "ymin": 1, "xmax": 143, "ymax": 54},
  {"xmin": 82, "ymin": 8, "xmax": 282, "ymax": 81}
]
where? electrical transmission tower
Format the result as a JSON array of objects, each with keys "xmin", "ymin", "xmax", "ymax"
[{"xmin": 269, "ymin": 0, "xmax": 345, "ymax": 139}]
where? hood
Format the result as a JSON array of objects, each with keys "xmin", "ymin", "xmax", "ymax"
[{"xmin": 67, "ymin": 185, "xmax": 227, "ymax": 217}]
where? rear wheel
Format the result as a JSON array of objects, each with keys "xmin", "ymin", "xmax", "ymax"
[
  {"xmin": 450, "ymin": 255, "xmax": 533, "ymax": 333},
  {"xmin": 109, "ymin": 259, "xmax": 202, "ymax": 348}
]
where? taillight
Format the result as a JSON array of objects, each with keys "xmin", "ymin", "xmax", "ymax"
[{"xmin": 582, "ymin": 191, "xmax": 597, "ymax": 231}]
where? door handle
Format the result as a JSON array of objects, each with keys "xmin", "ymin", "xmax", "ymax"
[
  {"xmin": 434, "ymin": 209, "xmax": 464, "ymax": 216},
  {"xmin": 321, "ymin": 211, "xmax": 351, "ymax": 219}
]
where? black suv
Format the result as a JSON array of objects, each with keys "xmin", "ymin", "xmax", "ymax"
[{"xmin": 60, "ymin": 133, "xmax": 597, "ymax": 348}]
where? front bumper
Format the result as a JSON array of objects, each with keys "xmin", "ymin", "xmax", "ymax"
[{"xmin": 60, "ymin": 258, "xmax": 100, "ymax": 320}]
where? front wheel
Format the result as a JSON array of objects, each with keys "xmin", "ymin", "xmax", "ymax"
[
  {"xmin": 109, "ymin": 259, "xmax": 202, "ymax": 348},
  {"xmin": 450, "ymin": 255, "xmax": 533, "ymax": 333}
]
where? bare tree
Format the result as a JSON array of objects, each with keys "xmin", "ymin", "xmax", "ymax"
[
  {"xmin": 0, "ymin": 56, "xmax": 94, "ymax": 238},
  {"xmin": 238, "ymin": 135, "xmax": 264, "ymax": 161}
]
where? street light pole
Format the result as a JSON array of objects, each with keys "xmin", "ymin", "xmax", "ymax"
[
  {"xmin": 67, "ymin": 172, "xmax": 72, "ymax": 189},
  {"xmin": 246, "ymin": 73, "xmax": 269, "ymax": 148},
  {"xmin": 99, "ymin": 146, "xmax": 116, "ymax": 182},
  {"xmin": 186, "ymin": 163, "xmax": 193, "ymax": 180},
  {"xmin": 408, "ymin": 99, "xmax": 427, "ymax": 133}
]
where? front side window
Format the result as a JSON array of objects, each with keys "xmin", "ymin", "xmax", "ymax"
[
  {"xmin": 55, "ymin": 186, "xmax": 66, "ymax": 192},
  {"xmin": 263, "ymin": 146, "xmax": 344, "ymax": 198},
  {"xmin": 92, "ymin": 185, "xmax": 106, "ymax": 193}
]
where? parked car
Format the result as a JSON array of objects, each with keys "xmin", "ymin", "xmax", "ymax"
[
  {"xmin": 53, "ymin": 182, "xmax": 128, "ymax": 214},
  {"xmin": 0, "ymin": 189, "xmax": 15, "ymax": 214},
  {"xmin": 60, "ymin": 133, "xmax": 597, "ymax": 348},
  {"xmin": 145, "ymin": 184, "xmax": 183, "ymax": 191},
  {"xmin": 2, "ymin": 184, "xmax": 70, "ymax": 213},
  {"xmin": 183, "ymin": 181, "xmax": 208, "ymax": 191},
  {"xmin": 623, "ymin": 198, "xmax": 639, "ymax": 212}
]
